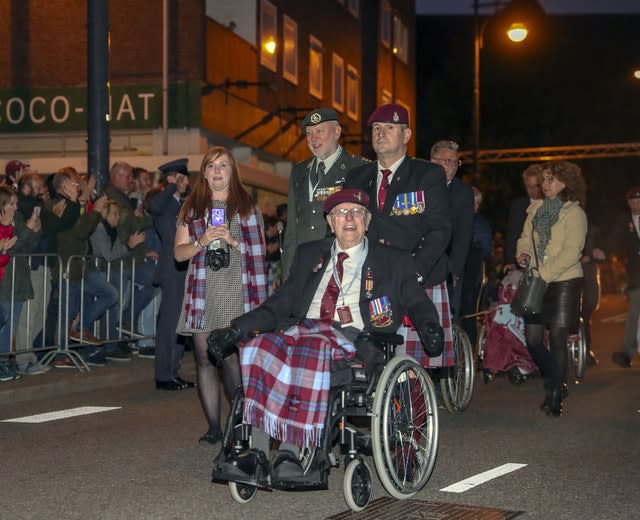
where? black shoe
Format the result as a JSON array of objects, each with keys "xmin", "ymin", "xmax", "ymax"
[
  {"xmin": 198, "ymin": 427, "xmax": 223, "ymax": 445},
  {"xmin": 612, "ymin": 352, "xmax": 632, "ymax": 368},
  {"xmin": 546, "ymin": 387, "xmax": 563, "ymax": 417},
  {"xmin": 541, "ymin": 383, "xmax": 568, "ymax": 412},
  {"xmin": 174, "ymin": 376, "xmax": 195, "ymax": 388},
  {"xmin": 156, "ymin": 379, "xmax": 185, "ymax": 391},
  {"xmin": 105, "ymin": 344, "xmax": 131, "ymax": 362},
  {"xmin": 586, "ymin": 350, "xmax": 598, "ymax": 366},
  {"xmin": 212, "ymin": 448, "xmax": 269, "ymax": 486},
  {"xmin": 270, "ymin": 449, "xmax": 305, "ymax": 482}
]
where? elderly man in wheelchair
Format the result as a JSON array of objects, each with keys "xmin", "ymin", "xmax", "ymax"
[{"xmin": 207, "ymin": 189, "xmax": 444, "ymax": 506}]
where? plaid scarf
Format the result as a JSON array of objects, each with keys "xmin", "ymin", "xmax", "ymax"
[
  {"xmin": 184, "ymin": 207, "xmax": 267, "ymax": 329},
  {"xmin": 241, "ymin": 319, "xmax": 356, "ymax": 448},
  {"xmin": 399, "ymin": 281, "xmax": 454, "ymax": 368},
  {"xmin": 532, "ymin": 197, "xmax": 564, "ymax": 262}
]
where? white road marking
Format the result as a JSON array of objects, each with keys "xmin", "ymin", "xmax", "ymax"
[
  {"xmin": 440, "ymin": 463, "xmax": 527, "ymax": 493},
  {"xmin": 2, "ymin": 406, "xmax": 121, "ymax": 423}
]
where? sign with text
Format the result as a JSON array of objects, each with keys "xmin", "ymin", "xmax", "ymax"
[{"xmin": 0, "ymin": 82, "xmax": 201, "ymax": 132}]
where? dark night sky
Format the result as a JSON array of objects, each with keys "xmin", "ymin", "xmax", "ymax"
[{"xmin": 415, "ymin": 13, "xmax": 640, "ymax": 233}]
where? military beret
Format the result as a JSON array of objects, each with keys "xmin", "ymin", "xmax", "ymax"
[
  {"xmin": 5, "ymin": 159, "xmax": 29, "ymax": 177},
  {"xmin": 324, "ymin": 188, "xmax": 370, "ymax": 214},
  {"xmin": 158, "ymin": 158, "xmax": 189, "ymax": 177},
  {"xmin": 626, "ymin": 186, "xmax": 640, "ymax": 200},
  {"xmin": 367, "ymin": 103, "xmax": 409, "ymax": 126},
  {"xmin": 301, "ymin": 108, "xmax": 339, "ymax": 130}
]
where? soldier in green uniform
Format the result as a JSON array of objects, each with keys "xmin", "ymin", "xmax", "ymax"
[{"xmin": 281, "ymin": 107, "xmax": 367, "ymax": 278}]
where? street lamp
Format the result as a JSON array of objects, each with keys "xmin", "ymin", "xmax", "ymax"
[{"xmin": 472, "ymin": 0, "xmax": 544, "ymax": 176}]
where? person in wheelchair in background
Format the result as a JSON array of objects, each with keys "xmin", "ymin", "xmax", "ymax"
[{"xmin": 207, "ymin": 188, "xmax": 444, "ymax": 489}]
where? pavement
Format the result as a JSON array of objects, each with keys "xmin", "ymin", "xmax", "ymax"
[{"xmin": 0, "ymin": 351, "xmax": 197, "ymax": 407}]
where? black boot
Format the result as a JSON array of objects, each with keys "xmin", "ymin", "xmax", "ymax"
[
  {"xmin": 546, "ymin": 387, "xmax": 563, "ymax": 417},
  {"xmin": 540, "ymin": 383, "xmax": 552, "ymax": 412}
]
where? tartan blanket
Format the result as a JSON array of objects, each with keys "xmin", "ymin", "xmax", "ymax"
[
  {"xmin": 398, "ymin": 281, "xmax": 454, "ymax": 368},
  {"xmin": 241, "ymin": 319, "xmax": 356, "ymax": 448}
]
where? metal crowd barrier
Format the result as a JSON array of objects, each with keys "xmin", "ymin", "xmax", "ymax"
[{"xmin": 0, "ymin": 253, "xmax": 159, "ymax": 373}]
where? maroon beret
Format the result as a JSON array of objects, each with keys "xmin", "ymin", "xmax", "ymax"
[
  {"xmin": 323, "ymin": 189, "xmax": 370, "ymax": 214},
  {"xmin": 5, "ymin": 159, "xmax": 29, "ymax": 177},
  {"xmin": 626, "ymin": 186, "xmax": 640, "ymax": 200},
  {"xmin": 367, "ymin": 103, "xmax": 409, "ymax": 126}
]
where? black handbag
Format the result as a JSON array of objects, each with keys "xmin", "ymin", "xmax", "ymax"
[{"xmin": 511, "ymin": 224, "xmax": 547, "ymax": 317}]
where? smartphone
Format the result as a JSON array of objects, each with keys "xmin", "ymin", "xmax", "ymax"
[
  {"xmin": 33, "ymin": 206, "xmax": 41, "ymax": 217},
  {"xmin": 211, "ymin": 208, "xmax": 225, "ymax": 227}
]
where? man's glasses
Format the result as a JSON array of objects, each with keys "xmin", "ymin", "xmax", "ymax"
[
  {"xmin": 432, "ymin": 157, "xmax": 461, "ymax": 167},
  {"xmin": 329, "ymin": 207, "xmax": 368, "ymax": 219}
]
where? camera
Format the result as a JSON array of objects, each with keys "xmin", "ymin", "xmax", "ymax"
[{"xmin": 205, "ymin": 244, "xmax": 230, "ymax": 271}]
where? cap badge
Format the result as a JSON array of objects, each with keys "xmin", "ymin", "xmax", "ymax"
[
  {"xmin": 310, "ymin": 112, "xmax": 321, "ymax": 124},
  {"xmin": 392, "ymin": 111, "xmax": 400, "ymax": 122},
  {"xmin": 354, "ymin": 192, "xmax": 362, "ymax": 201}
]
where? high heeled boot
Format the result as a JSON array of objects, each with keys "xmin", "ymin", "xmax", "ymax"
[
  {"xmin": 540, "ymin": 382, "xmax": 552, "ymax": 412},
  {"xmin": 546, "ymin": 386, "xmax": 563, "ymax": 417}
]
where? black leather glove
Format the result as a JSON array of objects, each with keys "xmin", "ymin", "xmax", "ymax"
[
  {"xmin": 417, "ymin": 321, "xmax": 444, "ymax": 357},
  {"xmin": 207, "ymin": 326, "xmax": 241, "ymax": 364}
]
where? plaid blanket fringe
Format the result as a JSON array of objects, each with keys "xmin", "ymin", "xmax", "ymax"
[
  {"xmin": 398, "ymin": 281, "xmax": 455, "ymax": 368},
  {"xmin": 241, "ymin": 320, "xmax": 355, "ymax": 448}
]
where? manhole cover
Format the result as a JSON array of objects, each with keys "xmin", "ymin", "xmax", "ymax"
[{"xmin": 327, "ymin": 496, "xmax": 524, "ymax": 519}]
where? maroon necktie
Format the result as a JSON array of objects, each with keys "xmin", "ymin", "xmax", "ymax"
[
  {"xmin": 320, "ymin": 252, "xmax": 349, "ymax": 321},
  {"xmin": 378, "ymin": 169, "xmax": 392, "ymax": 212}
]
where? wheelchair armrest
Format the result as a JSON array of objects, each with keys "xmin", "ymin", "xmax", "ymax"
[{"xmin": 359, "ymin": 331, "xmax": 404, "ymax": 346}]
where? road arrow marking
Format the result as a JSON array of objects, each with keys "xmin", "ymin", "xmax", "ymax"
[
  {"xmin": 440, "ymin": 463, "xmax": 527, "ymax": 493},
  {"xmin": 2, "ymin": 406, "xmax": 121, "ymax": 423}
]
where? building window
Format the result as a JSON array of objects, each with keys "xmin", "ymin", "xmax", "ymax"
[
  {"xmin": 380, "ymin": 88, "xmax": 392, "ymax": 105},
  {"xmin": 381, "ymin": 0, "xmax": 391, "ymax": 48},
  {"xmin": 393, "ymin": 16, "xmax": 409, "ymax": 65},
  {"xmin": 347, "ymin": 0, "xmax": 359, "ymax": 18},
  {"xmin": 332, "ymin": 53, "xmax": 344, "ymax": 112},
  {"xmin": 346, "ymin": 65, "xmax": 359, "ymax": 121},
  {"xmin": 260, "ymin": 0, "xmax": 277, "ymax": 72},
  {"xmin": 283, "ymin": 15, "xmax": 298, "ymax": 84},
  {"xmin": 309, "ymin": 35, "xmax": 323, "ymax": 99}
]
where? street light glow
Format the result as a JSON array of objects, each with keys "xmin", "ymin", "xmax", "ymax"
[
  {"xmin": 507, "ymin": 22, "xmax": 528, "ymax": 42},
  {"xmin": 634, "ymin": 70, "xmax": 640, "ymax": 80}
]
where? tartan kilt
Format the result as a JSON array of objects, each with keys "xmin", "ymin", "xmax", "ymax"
[{"xmin": 397, "ymin": 281, "xmax": 454, "ymax": 368}]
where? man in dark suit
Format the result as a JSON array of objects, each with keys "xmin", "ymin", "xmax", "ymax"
[
  {"xmin": 146, "ymin": 158, "xmax": 194, "ymax": 390},
  {"xmin": 504, "ymin": 164, "xmax": 543, "ymax": 271},
  {"xmin": 611, "ymin": 186, "xmax": 640, "ymax": 368},
  {"xmin": 208, "ymin": 188, "xmax": 443, "ymax": 485},
  {"xmin": 430, "ymin": 140, "xmax": 474, "ymax": 321},
  {"xmin": 343, "ymin": 104, "xmax": 451, "ymax": 289},
  {"xmin": 282, "ymin": 107, "xmax": 367, "ymax": 278}
]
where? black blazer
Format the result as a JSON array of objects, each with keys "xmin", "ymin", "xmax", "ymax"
[
  {"xmin": 446, "ymin": 177, "xmax": 474, "ymax": 279},
  {"xmin": 146, "ymin": 184, "xmax": 188, "ymax": 282},
  {"xmin": 232, "ymin": 237, "xmax": 439, "ymax": 340},
  {"xmin": 343, "ymin": 157, "xmax": 452, "ymax": 286},
  {"xmin": 610, "ymin": 211, "xmax": 640, "ymax": 290}
]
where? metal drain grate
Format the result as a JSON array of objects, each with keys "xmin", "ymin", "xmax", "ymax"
[{"xmin": 327, "ymin": 497, "xmax": 525, "ymax": 519}]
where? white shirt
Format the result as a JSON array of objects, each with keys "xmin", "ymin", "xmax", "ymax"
[
  {"xmin": 306, "ymin": 240, "xmax": 365, "ymax": 329},
  {"xmin": 376, "ymin": 155, "xmax": 406, "ymax": 192}
]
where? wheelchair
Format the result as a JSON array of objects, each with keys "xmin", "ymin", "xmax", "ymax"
[
  {"xmin": 438, "ymin": 324, "xmax": 475, "ymax": 414},
  {"xmin": 211, "ymin": 332, "xmax": 440, "ymax": 512}
]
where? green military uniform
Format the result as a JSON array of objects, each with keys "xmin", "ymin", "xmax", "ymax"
[{"xmin": 282, "ymin": 148, "xmax": 367, "ymax": 277}]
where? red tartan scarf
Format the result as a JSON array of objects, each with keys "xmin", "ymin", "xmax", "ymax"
[
  {"xmin": 241, "ymin": 320, "xmax": 356, "ymax": 448},
  {"xmin": 183, "ymin": 207, "xmax": 267, "ymax": 329}
]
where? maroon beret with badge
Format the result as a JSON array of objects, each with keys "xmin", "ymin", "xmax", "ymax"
[
  {"xmin": 367, "ymin": 103, "xmax": 409, "ymax": 126},
  {"xmin": 5, "ymin": 159, "xmax": 29, "ymax": 177},
  {"xmin": 323, "ymin": 189, "xmax": 370, "ymax": 214},
  {"xmin": 626, "ymin": 186, "xmax": 640, "ymax": 200}
]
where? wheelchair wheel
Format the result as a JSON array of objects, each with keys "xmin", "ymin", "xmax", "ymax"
[
  {"xmin": 228, "ymin": 481, "xmax": 258, "ymax": 504},
  {"xmin": 440, "ymin": 324, "xmax": 475, "ymax": 413},
  {"xmin": 371, "ymin": 355, "xmax": 439, "ymax": 499},
  {"xmin": 343, "ymin": 458, "xmax": 373, "ymax": 512},
  {"xmin": 567, "ymin": 318, "xmax": 587, "ymax": 384}
]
